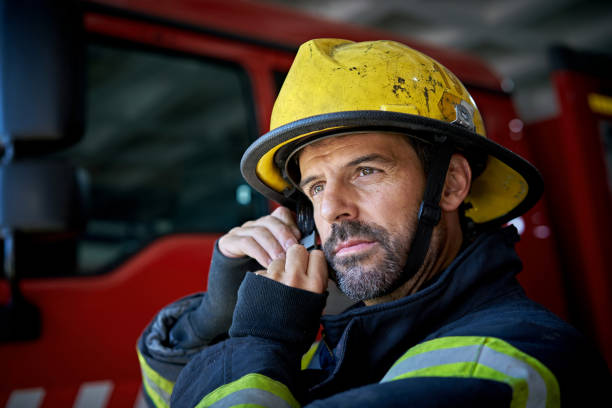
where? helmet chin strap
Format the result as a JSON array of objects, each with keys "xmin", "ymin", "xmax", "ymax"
[{"xmin": 391, "ymin": 138, "xmax": 454, "ymax": 294}]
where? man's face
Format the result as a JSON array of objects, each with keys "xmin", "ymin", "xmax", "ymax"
[{"xmin": 298, "ymin": 132, "xmax": 426, "ymax": 301}]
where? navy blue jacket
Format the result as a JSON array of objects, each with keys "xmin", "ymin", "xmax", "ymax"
[{"xmin": 138, "ymin": 228, "xmax": 611, "ymax": 407}]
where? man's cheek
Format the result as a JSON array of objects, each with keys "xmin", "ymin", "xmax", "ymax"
[{"xmin": 315, "ymin": 222, "xmax": 331, "ymax": 246}]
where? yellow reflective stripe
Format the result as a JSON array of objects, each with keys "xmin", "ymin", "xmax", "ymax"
[
  {"xmin": 392, "ymin": 362, "xmax": 530, "ymax": 408},
  {"xmin": 137, "ymin": 348, "xmax": 175, "ymax": 408},
  {"xmin": 301, "ymin": 342, "xmax": 320, "ymax": 370},
  {"xmin": 382, "ymin": 336, "xmax": 560, "ymax": 408},
  {"xmin": 196, "ymin": 373, "xmax": 300, "ymax": 408},
  {"xmin": 224, "ymin": 405, "xmax": 267, "ymax": 408}
]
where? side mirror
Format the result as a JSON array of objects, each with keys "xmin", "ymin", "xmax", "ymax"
[{"xmin": 0, "ymin": 0, "xmax": 85, "ymax": 342}]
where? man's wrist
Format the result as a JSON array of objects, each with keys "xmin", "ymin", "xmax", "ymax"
[{"xmin": 230, "ymin": 273, "xmax": 327, "ymax": 350}]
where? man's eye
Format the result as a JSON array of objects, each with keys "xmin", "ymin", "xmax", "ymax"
[
  {"xmin": 310, "ymin": 183, "xmax": 324, "ymax": 196},
  {"xmin": 359, "ymin": 167, "xmax": 377, "ymax": 176}
]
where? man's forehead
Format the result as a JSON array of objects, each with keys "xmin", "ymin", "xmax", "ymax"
[{"xmin": 298, "ymin": 131, "xmax": 413, "ymax": 163}]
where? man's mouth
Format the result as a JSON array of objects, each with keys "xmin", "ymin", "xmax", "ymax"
[{"xmin": 334, "ymin": 239, "xmax": 377, "ymax": 257}]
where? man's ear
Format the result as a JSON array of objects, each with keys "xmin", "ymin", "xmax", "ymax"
[{"xmin": 440, "ymin": 153, "xmax": 471, "ymax": 212}]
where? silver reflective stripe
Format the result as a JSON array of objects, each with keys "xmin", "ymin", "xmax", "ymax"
[
  {"xmin": 209, "ymin": 388, "xmax": 293, "ymax": 408},
  {"xmin": 381, "ymin": 345, "xmax": 482, "ymax": 382},
  {"xmin": 482, "ymin": 347, "xmax": 547, "ymax": 408},
  {"xmin": 381, "ymin": 344, "xmax": 548, "ymax": 408},
  {"xmin": 142, "ymin": 371, "xmax": 171, "ymax": 406}
]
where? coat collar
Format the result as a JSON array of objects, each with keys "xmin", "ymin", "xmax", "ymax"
[{"xmin": 315, "ymin": 226, "xmax": 523, "ymax": 390}]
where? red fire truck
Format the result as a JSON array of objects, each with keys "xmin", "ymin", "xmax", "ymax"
[{"xmin": 1, "ymin": 0, "xmax": 610, "ymax": 406}]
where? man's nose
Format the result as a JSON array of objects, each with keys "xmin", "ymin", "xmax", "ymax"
[{"xmin": 319, "ymin": 181, "xmax": 358, "ymax": 223}]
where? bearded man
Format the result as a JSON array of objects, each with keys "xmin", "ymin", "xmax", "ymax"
[{"xmin": 137, "ymin": 39, "xmax": 611, "ymax": 408}]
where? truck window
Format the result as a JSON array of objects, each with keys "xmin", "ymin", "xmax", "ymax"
[{"xmin": 52, "ymin": 41, "xmax": 266, "ymax": 275}]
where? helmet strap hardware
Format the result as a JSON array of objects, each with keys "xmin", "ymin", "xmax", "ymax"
[{"xmin": 451, "ymin": 101, "xmax": 475, "ymax": 132}]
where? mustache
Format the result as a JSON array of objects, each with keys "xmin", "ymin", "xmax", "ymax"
[{"xmin": 323, "ymin": 220, "xmax": 389, "ymax": 256}]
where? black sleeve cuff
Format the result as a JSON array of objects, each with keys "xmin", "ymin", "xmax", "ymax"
[
  {"xmin": 169, "ymin": 241, "xmax": 260, "ymax": 347},
  {"xmin": 229, "ymin": 273, "xmax": 327, "ymax": 350},
  {"xmin": 204, "ymin": 240, "xmax": 260, "ymax": 310}
]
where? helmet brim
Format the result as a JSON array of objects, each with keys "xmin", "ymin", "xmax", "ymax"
[{"xmin": 241, "ymin": 110, "xmax": 543, "ymax": 229}]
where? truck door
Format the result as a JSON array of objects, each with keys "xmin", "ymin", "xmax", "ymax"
[{"xmin": 0, "ymin": 3, "xmax": 294, "ymax": 406}]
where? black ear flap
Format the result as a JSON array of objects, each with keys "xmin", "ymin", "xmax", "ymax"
[
  {"xmin": 296, "ymin": 195, "xmax": 315, "ymax": 237},
  {"xmin": 296, "ymin": 195, "xmax": 332, "ymax": 280}
]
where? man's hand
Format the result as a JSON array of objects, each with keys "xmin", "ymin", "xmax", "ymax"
[
  {"xmin": 258, "ymin": 244, "xmax": 328, "ymax": 294},
  {"xmin": 218, "ymin": 207, "xmax": 301, "ymax": 268}
]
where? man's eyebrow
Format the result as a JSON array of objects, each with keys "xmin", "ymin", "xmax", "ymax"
[
  {"xmin": 299, "ymin": 153, "xmax": 393, "ymax": 190},
  {"xmin": 299, "ymin": 175, "xmax": 319, "ymax": 190},
  {"xmin": 346, "ymin": 153, "xmax": 393, "ymax": 167}
]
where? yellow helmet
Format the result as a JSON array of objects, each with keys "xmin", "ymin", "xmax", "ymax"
[{"xmin": 241, "ymin": 39, "xmax": 542, "ymax": 228}]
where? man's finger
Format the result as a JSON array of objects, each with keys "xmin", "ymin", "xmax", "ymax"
[
  {"xmin": 227, "ymin": 235, "xmax": 273, "ymax": 267},
  {"xmin": 243, "ymin": 226, "xmax": 286, "ymax": 261},
  {"xmin": 306, "ymin": 250, "xmax": 328, "ymax": 293},
  {"xmin": 271, "ymin": 206, "xmax": 302, "ymax": 239},
  {"xmin": 284, "ymin": 244, "xmax": 309, "ymax": 278},
  {"xmin": 220, "ymin": 226, "xmax": 286, "ymax": 266},
  {"xmin": 266, "ymin": 258, "xmax": 286, "ymax": 281},
  {"xmin": 253, "ymin": 214, "xmax": 300, "ymax": 251}
]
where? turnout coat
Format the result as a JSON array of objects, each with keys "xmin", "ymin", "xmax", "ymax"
[{"xmin": 137, "ymin": 227, "xmax": 611, "ymax": 407}]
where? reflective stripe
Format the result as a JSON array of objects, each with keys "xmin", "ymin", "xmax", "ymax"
[
  {"xmin": 381, "ymin": 336, "xmax": 560, "ymax": 408},
  {"xmin": 141, "ymin": 372, "xmax": 171, "ymax": 408},
  {"xmin": 137, "ymin": 348, "xmax": 175, "ymax": 408},
  {"xmin": 208, "ymin": 389, "xmax": 292, "ymax": 408},
  {"xmin": 383, "ymin": 345, "xmax": 481, "ymax": 380},
  {"xmin": 196, "ymin": 373, "xmax": 300, "ymax": 408},
  {"xmin": 301, "ymin": 342, "xmax": 320, "ymax": 370}
]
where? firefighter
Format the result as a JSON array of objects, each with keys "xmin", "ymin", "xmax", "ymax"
[{"xmin": 137, "ymin": 39, "xmax": 611, "ymax": 407}]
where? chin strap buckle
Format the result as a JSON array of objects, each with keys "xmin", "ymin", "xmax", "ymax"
[{"xmin": 300, "ymin": 230, "xmax": 320, "ymax": 251}]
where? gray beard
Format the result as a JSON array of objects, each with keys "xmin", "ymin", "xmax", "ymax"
[{"xmin": 323, "ymin": 220, "xmax": 412, "ymax": 301}]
